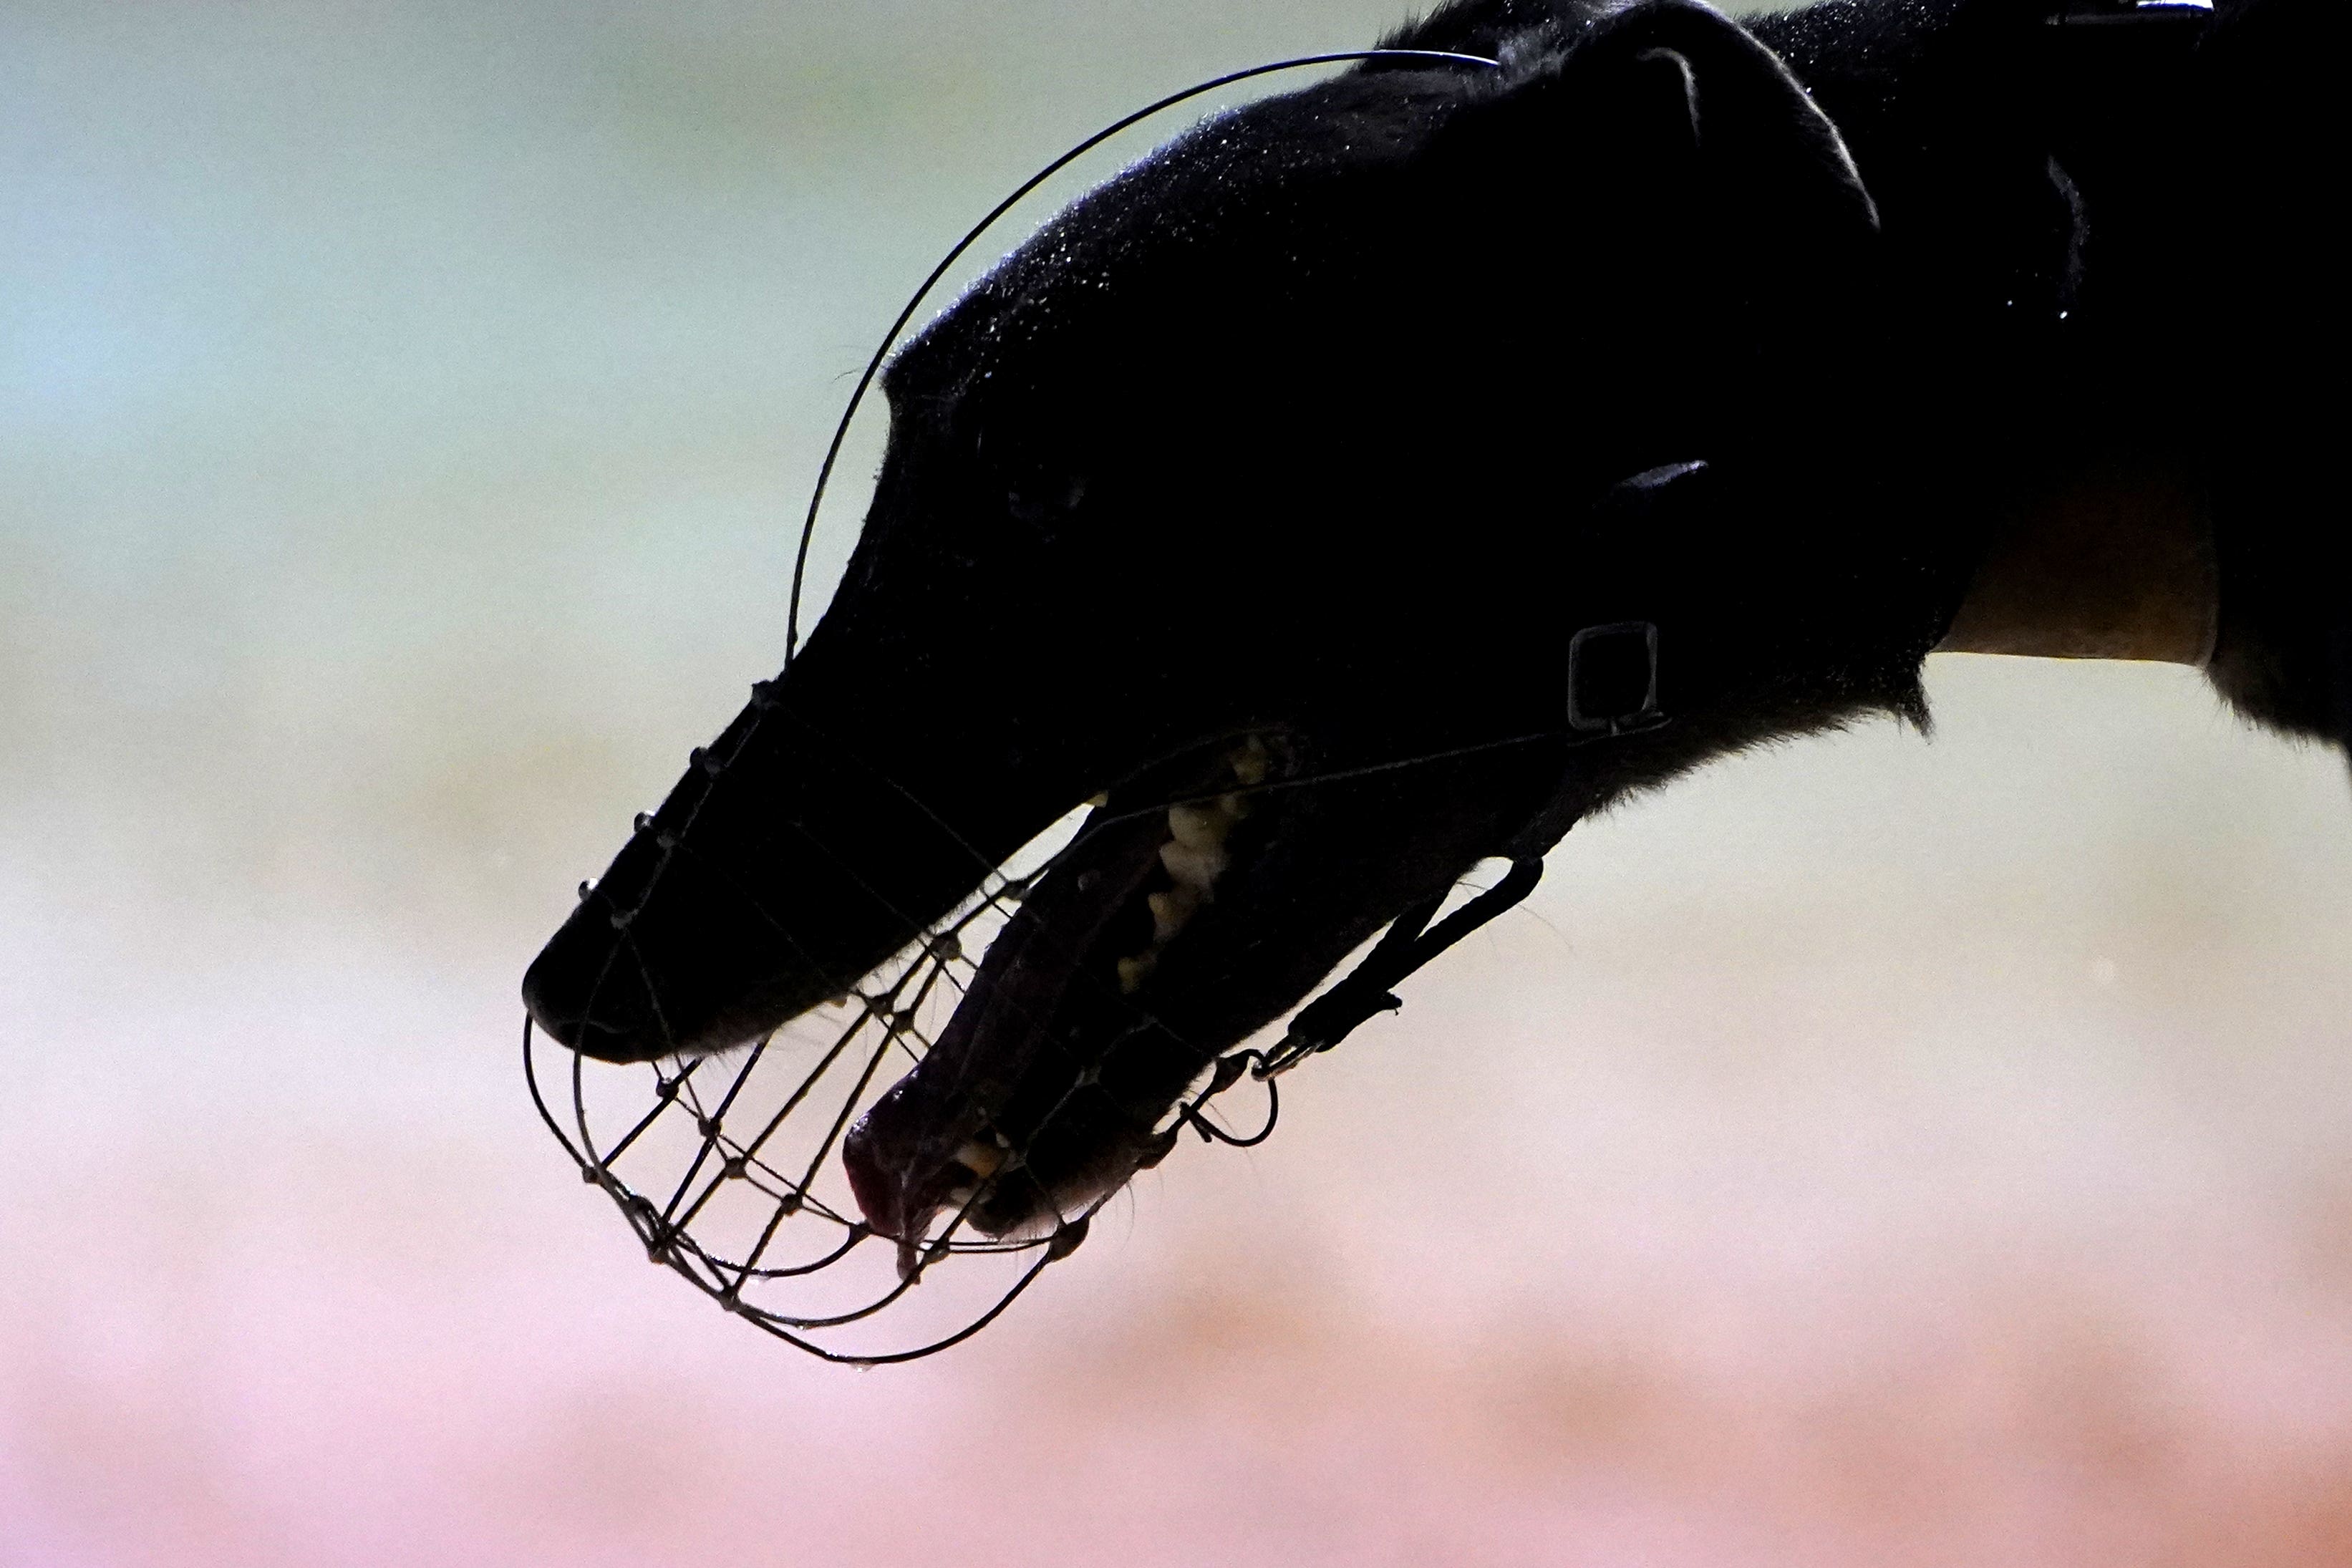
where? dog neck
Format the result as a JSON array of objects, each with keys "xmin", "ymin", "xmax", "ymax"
[{"xmin": 1935, "ymin": 456, "xmax": 2217, "ymax": 666}]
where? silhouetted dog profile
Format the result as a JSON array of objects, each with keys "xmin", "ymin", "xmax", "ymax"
[{"xmin": 526, "ymin": 0, "xmax": 2346, "ymax": 1249}]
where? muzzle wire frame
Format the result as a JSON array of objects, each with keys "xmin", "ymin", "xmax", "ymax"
[
  {"xmin": 527, "ymin": 795, "xmax": 1297, "ymax": 1364},
  {"xmin": 528, "ymin": 47, "xmax": 1506, "ymax": 1365}
]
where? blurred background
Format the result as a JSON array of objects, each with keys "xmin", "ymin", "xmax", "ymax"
[{"xmin": 5, "ymin": 2, "xmax": 2351, "ymax": 1563}]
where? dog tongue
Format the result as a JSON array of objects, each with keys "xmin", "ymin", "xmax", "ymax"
[{"xmin": 841, "ymin": 803, "xmax": 1168, "ymax": 1246}]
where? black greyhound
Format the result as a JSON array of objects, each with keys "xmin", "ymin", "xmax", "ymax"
[{"xmin": 524, "ymin": 0, "xmax": 2345, "ymax": 1259}]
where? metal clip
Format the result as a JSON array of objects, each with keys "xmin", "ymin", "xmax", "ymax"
[{"xmin": 1566, "ymin": 621, "xmax": 1665, "ymax": 736}]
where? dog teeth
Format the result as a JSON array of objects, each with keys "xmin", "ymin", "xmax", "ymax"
[
  {"xmin": 1147, "ymin": 888, "xmax": 1197, "ymax": 942},
  {"xmin": 952, "ymin": 1140, "xmax": 1005, "ymax": 1180},
  {"xmin": 1158, "ymin": 840, "xmax": 1227, "ymax": 891},
  {"xmin": 1166, "ymin": 802, "xmax": 1228, "ymax": 850},
  {"xmin": 1113, "ymin": 741, "xmax": 1269, "ymax": 997}
]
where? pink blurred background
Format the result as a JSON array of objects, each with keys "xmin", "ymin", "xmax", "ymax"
[{"xmin": 4, "ymin": 3, "xmax": 2350, "ymax": 1563}]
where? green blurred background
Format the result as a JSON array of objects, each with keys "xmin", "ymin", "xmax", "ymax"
[{"xmin": 5, "ymin": 4, "xmax": 2351, "ymax": 1564}]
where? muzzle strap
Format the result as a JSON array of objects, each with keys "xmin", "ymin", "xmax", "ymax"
[{"xmin": 1257, "ymin": 855, "xmax": 1547, "ymax": 1077}]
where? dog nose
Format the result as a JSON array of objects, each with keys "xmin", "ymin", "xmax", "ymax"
[{"xmin": 522, "ymin": 926, "xmax": 669, "ymax": 1062}]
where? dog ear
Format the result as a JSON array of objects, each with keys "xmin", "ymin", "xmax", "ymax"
[{"xmin": 1434, "ymin": 0, "xmax": 1878, "ymax": 263}]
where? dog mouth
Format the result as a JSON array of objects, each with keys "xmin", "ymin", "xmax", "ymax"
[{"xmin": 843, "ymin": 735, "xmax": 1287, "ymax": 1267}]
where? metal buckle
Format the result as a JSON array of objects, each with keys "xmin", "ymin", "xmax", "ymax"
[{"xmin": 1566, "ymin": 620, "xmax": 1665, "ymax": 737}]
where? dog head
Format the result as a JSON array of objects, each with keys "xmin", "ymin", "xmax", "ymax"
[{"xmin": 523, "ymin": 0, "xmax": 1921, "ymax": 1247}]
